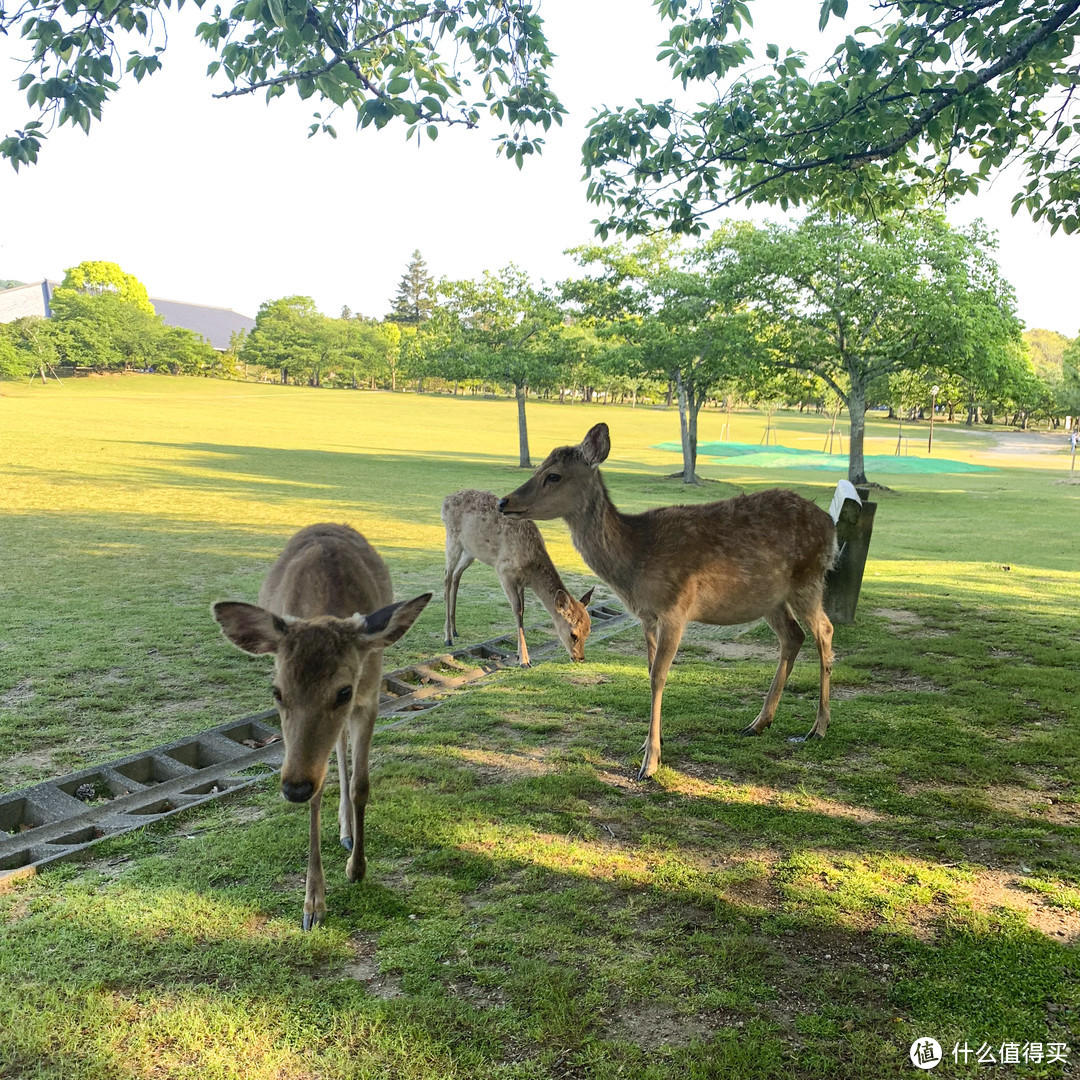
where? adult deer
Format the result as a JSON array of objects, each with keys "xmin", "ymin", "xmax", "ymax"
[
  {"xmin": 213, "ymin": 523, "xmax": 431, "ymax": 929},
  {"xmin": 498, "ymin": 424, "xmax": 837, "ymax": 779},
  {"xmin": 442, "ymin": 489, "xmax": 594, "ymax": 666}
]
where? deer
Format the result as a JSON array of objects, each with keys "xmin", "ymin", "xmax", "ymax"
[
  {"xmin": 498, "ymin": 424, "xmax": 837, "ymax": 780},
  {"xmin": 442, "ymin": 489, "xmax": 594, "ymax": 666},
  {"xmin": 212, "ymin": 523, "xmax": 431, "ymax": 929}
]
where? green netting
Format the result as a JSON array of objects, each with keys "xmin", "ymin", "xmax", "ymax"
[{"xmin": 654, "ymin": 442, "xmax": 996, "ymax": 474}]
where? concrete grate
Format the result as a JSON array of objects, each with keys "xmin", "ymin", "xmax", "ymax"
[{"xmin": 0, "ymin": 603, "xmax": 631, "ymax": 883}]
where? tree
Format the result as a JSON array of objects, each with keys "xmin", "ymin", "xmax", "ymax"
[
  {"xmin": 582, "ymin": 1, "xmax": 1080, "ymax": 237},
  {"xmin": 47, "ymin": 284, "xmax": 166, "ymax": 369},
  {"xmin": 0, "ymin": 328, "xmax": 31, "ymax": 380},
  {"xmin": 728, "ymin": 212, "xmax": 1023, "ymax": 485},
  {"xmin": 424, "ymin": 266, "xmax": 560, "ymax": 466},
  {"xmin": 3, "ymin": 1, "xmax": 564, "ymax": 170},
  {"xmin": 567, "ymin": 232, "xmax": 764, "ymax": 482},
  {"xmin": 58, "ymin": 261, "xmax": 155, "ymax": 314},
  {"xmin": 239, "ymin": 295, "xmax": 324, "ymax": 384},
  {"xmin": 390, "ymin": 250, "xmax": 435, "ymax": 324}
]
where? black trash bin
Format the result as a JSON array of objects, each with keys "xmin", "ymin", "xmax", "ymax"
[{"xmin": 824, "ymin": 485, "xmax": 877, "ymax": 625}]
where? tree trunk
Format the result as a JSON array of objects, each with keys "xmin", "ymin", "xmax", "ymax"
[
  {"xmin": 516, "ymin": 382, "xmax": 531, "ymax": 467},
  {"xmin": 675, "ymin": 371, "xmax": 700, "ymax": 484},
  {"xmin": 846, "ymin": 380, "xmax": 869, "ymax": 486}
]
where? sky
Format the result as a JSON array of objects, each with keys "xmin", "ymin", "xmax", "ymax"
[{"xmin": 0, "ymin": 0, "xmax": 1075, "ymax": 334}]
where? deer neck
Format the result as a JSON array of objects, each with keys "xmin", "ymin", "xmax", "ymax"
[
  {"xmin": 519, "ymin": 555, "xmax": 568, "ymax": 616},
  {"xmin": 562, "ymin": 473, "xmax": 635, "ymax": 593}
]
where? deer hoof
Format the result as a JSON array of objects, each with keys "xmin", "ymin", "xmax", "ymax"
[
  {"xmin": 340, "ymin": 835, "xmax": 353, "ymax": 852},
  {"xmin": 346, "ymin": 854, "xmax": 367, "ymax": 883},
  {"xmin": 636, "ymin": 758, "xmax": 659, "ymax": 781},
  {"xmin": 789, "ymin": 731, "xmax": 824, "ymax": 745},
  {"xmin": 302, "ymin": 911, "xmax": 324, "ymax": 931},
  {"xmin": 740, "ymin": 724, "xmax": 762, "ymax": 737},
  {"xmin": 444, "ymin": 638, "xmax": 453, "ymax": 647}
]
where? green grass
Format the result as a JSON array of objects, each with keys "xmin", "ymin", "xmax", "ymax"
[{"xmin": 2, "ymin": 375, "xmax": 1079, "ymax": 1078}]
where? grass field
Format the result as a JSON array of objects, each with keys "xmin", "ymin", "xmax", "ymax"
[{"xmin": 1, "ymin": 375, "xmax": 1079, "ymax": 1078}]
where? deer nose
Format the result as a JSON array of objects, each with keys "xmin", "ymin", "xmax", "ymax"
[
  {"xmin": 281, "ymin": 779, "xmax": 314, "ymax": 803},
  {"xmin": 497, "ymin": 497, "xmax": 510, "ymax": 514}
]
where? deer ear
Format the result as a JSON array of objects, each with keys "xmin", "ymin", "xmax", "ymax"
[
  {"xmin": 580, "ymin": 424, "xmax": 610, "ymax": 466},
  {"xmin": 213, "ymin": 602, "xmax": 287, "ymax": 655},
  {"xmin": 579, "ymin": 587, "xmax": 595, "ymax": 607},
  {"xmin": 355, "ymin": 593, "xmax": 432, "ymax": 647},
  {"xmin": 553, "ymin": 589, "xmax": 573, "ymax": 617}
]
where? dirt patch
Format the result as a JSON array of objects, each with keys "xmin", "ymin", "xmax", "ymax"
[
  {"xmin": 0, "ymin": 747, "xmax": 57, "ymax": 790},
  {"xmin": 456, "ymin": 746, "xmax": 558, "ymax": 780},
  {"xmin": 447, "ymin": 976, "xmax": 509, "ymax": 1009},
  {"xmin": 967, "ymin": 871, "xmax": 1080, "ymax": 942},
  {"xmin": 831, "ymin": 673, "xmax": 943, "ymax": 698},
  {"xmin": 566, "ymin": 673, "xmax": 611, "ymax": 686},
  {"xmin": 899, "ymin": 781, "xmax": 1080, "ymax": 825},
  {"xmin": 692, "ymin": 642, "xmax": 780, "ymax": 662},
  {"xmin": 0, "ymin": 680, "xmax": 34, "ymax": 707},
  {"xmin": 868, "ymin": 609, "xmax": 948, "ymax": 638},
  {"xmin": 340, "ymin": 932, "xmax": 403, "ymax": 998},
  {"xmin": 607, "ymin": 1003, "xmax": 720, "ymax": 1048}
]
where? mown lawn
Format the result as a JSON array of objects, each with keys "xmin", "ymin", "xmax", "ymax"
[{"xmin": 1, "ymin": 375, "xmax": 1078, "ymax": 1078}]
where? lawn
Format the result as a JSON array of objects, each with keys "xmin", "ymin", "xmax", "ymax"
[{"xmin": 1, "ymin": 375, "xmax": 1078, "ymax": 1078}]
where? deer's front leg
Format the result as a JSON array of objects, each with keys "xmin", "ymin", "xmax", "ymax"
[
  {"xmin": 639, "ymin": 619, "xmax": 683, "ymax": 780},
  {"xmin": 501, "ymin": 573, "xmax": 530, "ymax": 666},
  {"xmin": 303, "ymin": 788, "xmax": 326, "ymax": 931},
  {"xmin": 345, "ymin": 692, "xmax": 378, "ymax": 884},
  {"xmin": 336, "ymin": 729, "xmax": 353, "ymax": 851}
]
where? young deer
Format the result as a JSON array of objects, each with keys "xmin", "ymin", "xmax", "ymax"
[
  {"xmin": 442, "ymin": 489, "xmax": 594, "ymax": 666},
  {"xmin": 213, "ymin": 523, "xmax": 431, "ymax": 929},
  {"xmin": 498, "ymin": 425, "xmax": 837, "ymax": 779}
]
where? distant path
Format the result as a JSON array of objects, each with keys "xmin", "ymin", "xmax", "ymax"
[{"xmin": 948, "ymin": 426, "xmax": 1066, "ymax": 457}]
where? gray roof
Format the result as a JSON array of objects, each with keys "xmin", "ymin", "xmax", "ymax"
[{"xmin": 0, "ymin": 280, "xmax": 255, "ymax": 351}]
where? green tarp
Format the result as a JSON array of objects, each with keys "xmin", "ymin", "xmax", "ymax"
[{"xmin": 654, "ymin": 441, "xmax": 996, "ymax": 474}]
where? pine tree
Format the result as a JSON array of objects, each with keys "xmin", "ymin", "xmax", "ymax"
[{"xmin": 390, "ymin": 250, "xmax": 434, "ymax": 324}]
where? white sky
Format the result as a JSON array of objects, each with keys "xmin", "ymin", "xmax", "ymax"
[{"xmin": 0, "ymin": 1, "xmax": 1074, "ymax": 335}]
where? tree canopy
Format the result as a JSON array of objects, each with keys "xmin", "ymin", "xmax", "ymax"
[
  {"xmin": 2, "ymin": 0, "xmax": 563, "ymax": 169},
  {"xmin": 582, "ymin": 0, "xmax": 1080, "ymax": 237},
  {"xmin": 722, "ymin": 211, "xmax": 1024, "ymax": 484}
]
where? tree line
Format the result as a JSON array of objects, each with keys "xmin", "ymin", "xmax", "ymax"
[{"xmin": 6, "ymin": 226, "xmax": 1080, "ymax": 486}]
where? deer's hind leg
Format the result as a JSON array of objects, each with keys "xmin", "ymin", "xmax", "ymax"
[
  {"xmin": 790, "ymin": 600, "xmax": 833, "ymax": 743},
  {"xmin": 443, "ymin": 540, "xmax": 473, "ymax": 645},
  {"xmin": 742, "ymin": 605, "xmax": 804, "ymax": 737}
]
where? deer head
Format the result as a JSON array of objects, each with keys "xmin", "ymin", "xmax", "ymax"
[
  {"xmin": 212, "ymin": 595, "xmax": 431, "ymax": 802},
  {"xmin": 498, "ymin": 423, "xmax": 611, "ymax": 521},
  {"xmin": 552, "ymin": 586, "xmax": 595, "ymax": 661}
]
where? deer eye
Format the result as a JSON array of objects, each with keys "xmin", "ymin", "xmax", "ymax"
[
  {"xmin": 570, "ymin": 633, "xmax": 578, "ymax": 643},
  {"xmin": 335, "ymin": 685, "xmax": 353, "ymax": 707},
  {"xmin": 272, "ymin": 686, "xmax": 283, "ymax": 703},
  {"xmin": 544, "ymin": 472, "xmax": 561, "ymax": 484}
]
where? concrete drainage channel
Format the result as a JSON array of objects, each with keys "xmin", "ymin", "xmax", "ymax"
[{"xmin": 0, "ymin": 603, "xmax": 630, "ymax": 883}]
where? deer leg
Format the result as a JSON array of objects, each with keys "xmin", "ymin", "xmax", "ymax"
[
  {"xmin": 346, "ymin": 670, "xmax": 380, "ymax": 885},
  {"xmin": 500, "ymin": 572, "xmax": 530, "ymax": 666},
  {"xmin": 336, "ymin": 729, "xmax": 352, "ymax": 851},
  {"xmin": 642, "ymin": 621, "xmax": 658, "ymax": 673},
  {"xmin": 638, "ymin": 621, "xmax": 661, "ymax": 755},
  {"xmin": 742, "ymin": 606, "xmax": 804, "ymax": 737},
  {"xmin": 639, "ymin": 619, "xmax": 683, "ymax": 780},
  {"xmin": 302, "ymin": 787, "xmax": 326, "ymax": 931},
  {"xmin": 444, "ymin": 545, "xmax": 472, "ymax": 645},
  {"xmin": 790, "ymin": 603, "xmax": 833, "ymax": 743}
]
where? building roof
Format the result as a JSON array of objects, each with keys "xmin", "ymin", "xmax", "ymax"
[{"xmin": 0, "ymin": 280, "xmax": 255, "ymax": 351}]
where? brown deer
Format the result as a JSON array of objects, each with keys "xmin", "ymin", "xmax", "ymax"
[
  {"xmin": 498, "ymin": 424, "xmax": 837, "ymax": 779},
  {"xmin": 212, "ymin": 523, "xmax": 431, "ymax": 929},
  {"xmin": 442, "ymin": 489, "xmax": 594, "ymax": 666}
]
